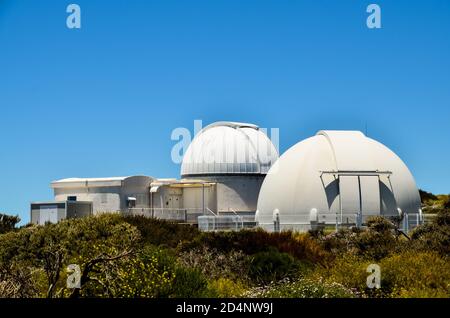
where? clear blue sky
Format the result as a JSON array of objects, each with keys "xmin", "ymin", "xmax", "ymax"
[{"xmin": 1, "ymin": 0, "xmax": 449, "ymax": 223}]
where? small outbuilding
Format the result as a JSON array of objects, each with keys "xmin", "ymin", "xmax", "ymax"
[{"xmin": 30, "ymin": 200, "xmax": 92, "ymax": 225}]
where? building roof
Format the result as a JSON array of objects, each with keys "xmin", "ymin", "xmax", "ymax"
[
  {"xmin": 181, "ymin": 121, "xmax": 279, "ymax": 176},
  {"xmin": 51, "ymin": 176, "xmax": 153, "ymax": 188},
  {"xmin": 53, "ymin": 177, "xmax": 129, "ymax": 183}
]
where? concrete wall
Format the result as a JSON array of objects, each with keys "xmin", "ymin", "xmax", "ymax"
[
  {"xmin": 121, "ymin": 176, "xmax": 153, "ymax": 209},
  {"xmin": 151, "ymin": 186, "xmax": 183, "ymax": 210},
  {"xmin": 66, "ymin": 201, "xmax": 93, "ymax": 218},
  {"xmin": 182, "ymin": 186, "xmax": 217, "ymax": 213},
  {"xmin": 31, "ymin": 201, "xmax": 93, "ymax": 225},
  {"xmin": 54, "ymin": 186, "xmax": 122, "ymax": 214},
  {"xmin": 31, "ymin": 202, "xmax": 66, "ymax": 225},
  {"xmin": 184, "ymin": 175, "xmax": 265, "ymax": 214},
  {"xmin": 53, "ymin": 176, "xmax": 153, "ymax": 214}
]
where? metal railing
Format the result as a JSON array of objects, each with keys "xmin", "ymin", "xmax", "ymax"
[
  {"xmin": 270, "ymin": 212, "xmax": 428, "ymax": 233},
  {"xmin": 125, "ymin": 207, "xmax": 204, "ymax": 223},
  {"xmin": 198, "ymin": 215, "xmax": 245, "ymax": 232}
]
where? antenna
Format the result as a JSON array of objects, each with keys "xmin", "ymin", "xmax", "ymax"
[{"xmin": 365, "ymin": 122, "xmax": 368, "ymax": 136}]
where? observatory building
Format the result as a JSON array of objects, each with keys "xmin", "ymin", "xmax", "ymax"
[
  {"xmin": 181, "ymin": 121, "xmax": 279, "ymax": 220},
  {"xmin": 31, "ymin": 125, "xmax": 421, "ymax": 232},
  {"xmin": 31, "ymin": 121, "xmax": 279, "ymax": 228},
  {"xmin": 255, "ymin": 130, "xmax": 422, "ymax": 232}
]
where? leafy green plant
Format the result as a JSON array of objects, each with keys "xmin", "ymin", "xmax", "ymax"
[
  {"xmin": 0, "ymin": 213, "xmax": 20, "ymax": 234},
  {"xmin": 249, "ymin": 248, "xmax": 311, "ymax": 284},
  {"xmin": 177, "ymin": 246, "xmax": 251, "ymax": 282},
  {"xmin": 123, "ymin": 215, "xmax": 200, "ymax": 248},
  {"xmin": 410, "ymin": 208, "xmax": 450, "ymax": 256},
  {"xmin": 247, "ymin": 278, "xmax": 355, "ymax": 298},
  {"xmin": 162, "ymin": 266, "xmax": 209, "ymax": 298},
  {"xmin": 182, "ymin": 229, "xmax": 329, "ymax": 265},
  {"xmin": 207, "ymin": 278, "xmax": 246, "ymax": 298}
]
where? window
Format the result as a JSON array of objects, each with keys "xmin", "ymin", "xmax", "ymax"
[
  {"xmin": 136, "ymin": 194, "xmax": 147, "ymax": 206},
  {"xmin": 127, "ymin": 197, "xmax": 136, "ymax": 208},
  {"xmin": 67, "ymin": 196, "xmax": 77, "ymax": 201}
]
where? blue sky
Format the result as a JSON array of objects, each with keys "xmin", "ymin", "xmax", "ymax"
[{"xmin": 1, "ymin": 0, "xmax": 449, "ymax": 223}]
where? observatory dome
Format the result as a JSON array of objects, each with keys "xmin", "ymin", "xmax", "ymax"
[
  {"xmin": 181, "ymin": 122, "xmax": 279, "ymax": 177},
  {"xmin": 256, "ymin": 130, "xmax": 421, "ymax": 232}
]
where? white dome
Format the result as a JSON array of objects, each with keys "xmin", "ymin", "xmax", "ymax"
[
  {"xmin": 256, "ymin": 130, "xmax": 421, "ymax": 231},
  {"xmin": 181, "ymin": 122, "xmax": 279, "ymax": 177}
]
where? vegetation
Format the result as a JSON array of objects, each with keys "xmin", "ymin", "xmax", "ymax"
[
  {"xmin": 0, "ymin": 190, "xmax": 449, "ymax": 298},
  {"xmin": 0, "ymin": 213, "xmax": 20, "ymax": 234}
]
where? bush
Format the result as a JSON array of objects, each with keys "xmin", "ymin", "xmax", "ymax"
[
  {"xmin": 0, "ymin": 214, "xmax": 141, "ymax": 297},
  {"xmin": 410, "ymin": 208, "xmax": 450, "ymax": 256},
  {"xmin": 316, "ymin": 217, "xmax": 400, "ymax": 260},
  {"xmin": 444, "ymin": 196, "xmax": 450, "ymax": 209},
  {"xmin": 207, "ymin": 278, "xmax": 246, "ymax": 298},
  {"xmin": 162, "ymin": 266, "xmax": 209, "ymax": 298},
  {"xmin": 177, "ymin": 246, "xmax": 251, "ymax": 282},
  {"xmin": 182, "ymin": 229, "xmax": 329, "ymax": 265},
  {"xmin": 249, "ymin": 248, "xmax": 310, "ymax": 284},
  {"xmin": 0, "ymin": 214, "xmax": 20, "ymax": 234},
  {"xmin": 122, "ymin": 215, "xmax": 200, "ymax": 248},
  {"xmin": 315, "ymin": 250, "xmax": 450, "ymax": 298},
  {"xmin": 380, "ymin": 251, "xmax": 450, "ymax": 298},
  {"xmin": 313, "ymin": 254, "xmax": 375, "ymax": 296},
  {"xmin": 246, "ymin": 278, "xmax": 355, "ymax": 298},
  {"xmin": 81, "ymin": 246, "xmax": 175, "ymax": 298},
  {"xmin": 419, "ymin": 189, "xmax": 438, "ymax": 203}
]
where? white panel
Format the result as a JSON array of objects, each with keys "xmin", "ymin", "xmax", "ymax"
[
  {"xmin": 39, "ymin": 205, "xmax": 58, "ymax": 225},
  {"xmin": 360, "ymin": 176, "xmax": 380, "ymax": 216},
  {"xmin": 339, "ymin": 176, "xmax": 360, "ymax": 214},
  {"xmin": 318, "ymin": 131, "xmax": 374, "ymax": 171}
]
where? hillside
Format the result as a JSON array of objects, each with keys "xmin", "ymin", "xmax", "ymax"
[{"xmin": 0, "ymin": 190, "xmax": 449, "ymax": 298}]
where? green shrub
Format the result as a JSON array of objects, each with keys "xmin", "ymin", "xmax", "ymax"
[
  {"xmin": 81, "ymin": 246, "xmax": 175, "ymax": 298},
  {"xmin": 207, "ymin": 278, "xmax": 246, "ymax": 298},
  {"xmin": 247, "ymin": 278, "xmax": 355, "ymax": 298},
  {"xmin": 0, "ymin": 214, "xmax": 141, "ymax": 298},
  {"xmin": 410, "ymin": 208, "xmax": 450, "ymax": 256},
  {"xmin": 313, "ymin": 254, "xmax": 375, "ymax": 296},
  {"xmin": 249, "ymin": 248, "xmax": 310, "ymax": 284},
  {"xmin": 162, "ymin": 266, "xmax": 209, "ymax": 298},
  {"xmin": 316, "ymin": 217, "xmax": 400, "ymax": 260},
  {"xmin": 177, "ymin": 246, "xmax": 251, "ymax": 282},
  {"xmin": 444, "ymin": 198, "xmax": 450, "ymax": 209},
  {"xmin": 122, "ymin": 215, "xmax": 200, "ymax": 248},
  {"xmin": 316, "ymin": 250, "xmax": 450, "ymax": 298},
  {"xmin": 419, "ymin": 189, "xmax": 438, "ymax": 203},
  {"xmin": 0, "ymin": 213, "xmax": 20, "ymax": 234},
  {"xmin": 182, "ymin": 229, "xmax": 329, "ymax": 265},
  {"xmin": 379, "ymin": 251, "xmax": 450, "ymax": 298}
]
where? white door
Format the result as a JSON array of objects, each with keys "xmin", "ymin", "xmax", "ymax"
[
  {"xmin": 339, "ymin": 176, "xmax": 360, "ymax": 215},
  {"xmin": 39, "ymin": 205, "xmax": 58, "ymax": 225},
  {"xmin": 359, "ymin": 176, "xmax": 380, "ymax": 216},
  {"xmin": 339, "ymin": 175, "xmax": 381, "ymax": 220}
]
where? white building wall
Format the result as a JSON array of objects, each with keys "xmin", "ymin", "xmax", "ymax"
[
  {"xmin": 183, "ymin": 175, "xmax": 264, "ymax": 214},
  {"xmin": 54, "ymin": 187, "xmax": 121, "ymax": 214},
  {"xmin": 182, "ymin": 186, "xmax": 217, "ymax": 213}
]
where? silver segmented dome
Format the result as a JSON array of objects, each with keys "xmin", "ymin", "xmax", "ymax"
[{"xmin": 181, "ymin": 122, "xmax": 279, "ymax": 177}]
